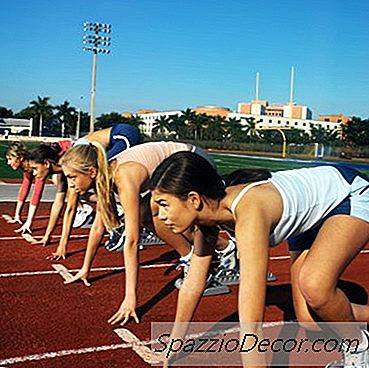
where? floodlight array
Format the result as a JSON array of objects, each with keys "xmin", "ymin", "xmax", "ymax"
[{"xmin": 82, "ymin": 22, "xmax": 112, "ymax": 54}]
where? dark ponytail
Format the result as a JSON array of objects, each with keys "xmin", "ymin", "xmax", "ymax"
[
  {"xmin": 28, "ymin": 144, "xmax": 60, "ymax": 164},
  {"xmin": 151, "ymin": 151, "xmax": 272, "ymax": 201},
  {"xmin": 222, "ymin": 169, "xmax": 271, "ymax": 187},
  {"xmin": 150, "ymin": 151, "xmax": 226, "ymax": 200}
]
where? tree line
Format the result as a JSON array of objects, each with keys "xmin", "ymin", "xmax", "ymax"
[{"xmin": 1, "ymin": 97, "xmax": 368, "ymax": 151}]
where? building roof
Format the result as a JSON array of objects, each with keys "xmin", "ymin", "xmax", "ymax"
[{"xmin": 0, "ymin": 118, "xmax": 31, "ymax": 128}]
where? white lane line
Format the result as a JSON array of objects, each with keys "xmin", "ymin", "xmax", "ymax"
[
  {"xmin": 0, "ymin": 234, "xmax": 89, "ymax": 241},
  {"xmin": 0, "ymin": 342, "xmax": 132, "ymax": 366},
  {"xmin": 114, "ymin": 321, "xmax": 287, "ymax": 364},
  {"xmin": 1, "ymin": 214, "xmax": 59, "ymax": 220},
  {"xmin": 0, "ymin": 321, "xmax": 287, "ymax": 366},
  {"xmin": 0, "ymin": 263, "xmax": 175, "ymax": 278},
  {"xmin": 1, "ymin": 250, "xmax": 369, "ymax": 279}
]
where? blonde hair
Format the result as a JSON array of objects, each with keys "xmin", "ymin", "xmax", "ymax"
[
  {"xmin": 5, "ymin": 142, "xmax": 30, "ymax": 171},
  {"xmin": 61, "ymin": 142, "xmax": 119, "ymax": 231},
  {"xmin": 6, "ymin": 142, "xmax": 28, "ymax": 159}
]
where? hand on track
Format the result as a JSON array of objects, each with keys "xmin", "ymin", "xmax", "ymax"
[
  {"xmin": 108, "ymin": 298, "xmax": 139, "ymax": 325},
  {"xmin": 46, "ymin": 245, "xmax": 67, "ymax": 260},
  {"xmin": 64, "ymin": 268, "xmax": 91, "ymax": 287},
  {"xmin": 31, "ymin": 236, "xmax": 50, "ymax": 247},
  {"xmin": 14, "ymin": 222, "xmax": 32, "ymax": 234}
]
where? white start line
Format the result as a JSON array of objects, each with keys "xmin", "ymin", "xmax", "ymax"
[
  {"xmin": 0, "ymin": 322, "xmax": 286, "ymax": 366},
  {"xmin": 0, "ymin": 263, "xmax": 176, "ymax": 278},
  {"xmin": 0, "ymin": 234, "xmax": 90, "ymax": 241}
]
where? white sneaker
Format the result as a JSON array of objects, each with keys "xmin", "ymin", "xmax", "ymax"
[
  {"xmin": 73, "ymin": 203, "xmax": 94, "ymax": 228},
  {"xmin": 215, "ymin": 240, "xmax": 240, "ymax": 286},
  {"xmin": 326, "ymin": 330, "xmax": 369, "ymax": 368}
]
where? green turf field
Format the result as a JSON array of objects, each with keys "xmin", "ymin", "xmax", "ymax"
[
  {"xmin": 211, "ymin": 153, "xmax": 369, "ymax": 177},
  {"xmin": 1, "ymin": 140, "xmax": 369, "ymax": 179}
]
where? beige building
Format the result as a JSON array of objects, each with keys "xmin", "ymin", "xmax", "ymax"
[{"xmin": 319, "ymin": 114, "xmax": 350, "ymax": 124}]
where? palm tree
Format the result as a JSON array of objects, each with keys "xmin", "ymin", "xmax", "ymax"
[
  {"xmin": 29, "ymin": 96, "xmax": 54, "ymax": 136},
  {"xmin": 242, "ymin": 116, "xmax": 259, "ymax": 142},
  {"xmin": 310, "ymin": 124, "xmax": 340, "ymax": 145},
  {"xmin": 180, "ymin": 108, "xmax": 197, "ymax": 139},
  {"xmin": 127, "ymin": 114, "xmax": 145, "ymax": 129},
  {"xmin": 225, "ymin": 116, "xmax": 244, "ymax": 141},
  {"xmin": 96, "ymin": 112, "xmax": 129, "ymax": 129},
  {"xmin": 206, "ymin": 115, "xmax": 227, "ymax": 141},
  {"xmin": 342, "ymin": 117, "xmax": 369, "ymax": 147},
  {"xmin": 54, "ymin": 101, "xmax": 76, "ymax": 137},
  {"xmin": 152, "ymin": 115, "xmax": 172, "ymax": 137},
  {"xmin": 169, "ymin": 114, "xmax": 186, "ymax": 139}
]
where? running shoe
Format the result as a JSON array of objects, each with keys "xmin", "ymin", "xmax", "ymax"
[
  {"xmin": 105, "ymin": 224, "xmax": 125, "ymax": 252},
  {"xmin": 138, "ymin": 228, "xmax": 166, "ymax": 247},
  {"xmin": 325, "ymin": 330, "xmax": 369, "ymax": 368},
  {"xmin": 214, "ymin": 240, "xmax": 240, "ymax": 286},
  {"xmin": 73, "ymin": 203, "xmax": 94, "ymax": 228}
]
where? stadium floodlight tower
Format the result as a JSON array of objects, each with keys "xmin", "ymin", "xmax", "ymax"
[{"xmin": 82, "ymin": 22, "xmax": 111, "ymax": 133}]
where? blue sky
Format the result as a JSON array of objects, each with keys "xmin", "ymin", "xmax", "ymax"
[{"xmin": 1, "ymin": 0, "xmax": 368, "ymax": 118}]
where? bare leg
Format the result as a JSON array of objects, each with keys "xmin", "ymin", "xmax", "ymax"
[
  {"xmin": 298, "ymin": 215, "xmax": 369, "ymax": 322},
  {"xmin": 290, "ymin": 250, "xmax": 318, "ymax": 324}
]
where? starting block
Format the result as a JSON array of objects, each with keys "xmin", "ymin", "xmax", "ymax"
[
  {"xmin": 2, "ymin": 214, "xmax": 12, "ymax": 221},
  {"xmin": 22, "ymin": 233, "xmax": 37, "ymax": 243},
  {"xmin": 175, "ymin": 276, "xmax": 230, "ymax": 296},
  {"xmin": 52, "ymin": 264, "xmax": 74, "ymax": 282},
  {"xmin": 114, "ymin": 328, "xmax": 161, "ymax": 364}
]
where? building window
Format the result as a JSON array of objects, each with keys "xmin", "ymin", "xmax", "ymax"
[
  {"xmin": 286, "ymin": 121, "xmax": 289, "ymax": 125},
  {"xmin": 324, "ymin": 118, "xmax": 330, "ymax": 122},
  {"xmin": 269, "ymin": 119, "xmax": 272, "ymax": 123},
  {"xmin": 294, "ymin": 122, "xmax": 298, "ymax": 126},
  {"xmin": 338, "ymin": 119, "xmax": 342, "ymax": 123},
  {"xmin": 278, "ymin": 120, "xmax": 281, "ymax": 124},
  {"xmin": 303, "ymin": 123, "xmax": 306, "ymax": 126}
]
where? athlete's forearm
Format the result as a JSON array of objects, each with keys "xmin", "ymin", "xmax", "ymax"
[
  {"xmin": 25, "ymin": 204, "xmax": 38, "ymax": 224},
  {"xmin": 123, "ymin": 240, "xmax": 139, "ymax": 298},
  {"xmin": 58, "ymin": 194, "xmax": 78, "ymax": 250},
  {"xmin": 43, "ymin": 193, "xmax": 65, "ymax": 238},
  {"xmin": 14, "ymin": 200, "xmax": 24, "ymax": 219},
  {"xmin": 81, "ymin": 219, "xmax": 105, "ymax": 271}
]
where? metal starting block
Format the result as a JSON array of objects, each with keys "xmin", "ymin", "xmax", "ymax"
[
  {"xmin": 175, "ymin": 275, "xmax": 230, "ymax": 296},
  {"xmin": 2, "ymin": 214, "xmax": 12, "ymax": 221},
  {"xmin": 215, "ymin": 268, "xmax": 240, "ymax": 286}
]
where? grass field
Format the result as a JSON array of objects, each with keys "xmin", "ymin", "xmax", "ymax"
[
  {"xmin": 212, "ymin": 153, "xmax": 369, "ymax": 177},
  {"xmin": 1, "ymin": 140, "xmax": 369, "ymax": 179}
]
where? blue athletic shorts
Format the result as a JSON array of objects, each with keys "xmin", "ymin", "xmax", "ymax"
[
  {"xmin": 288, "ymin": 165, "xmax": 369, "ymax": 252},
  {"xmin": 107, "ymin": 124, "xmax": 141, "ymax": 161}
]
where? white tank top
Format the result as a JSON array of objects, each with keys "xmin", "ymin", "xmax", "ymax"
[{"xmin": 230, "ymin": 166, "xmax": 352, "ymax": 246}]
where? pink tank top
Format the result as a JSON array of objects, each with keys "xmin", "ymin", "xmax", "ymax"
[{"xmin": 115, "ymin": 141, "xmax": 191, "ymax": 176}]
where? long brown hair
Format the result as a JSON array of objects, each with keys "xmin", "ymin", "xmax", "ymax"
[{"xmin": 61, "ymin": 142, "xmax": 119, "ymax": 231}]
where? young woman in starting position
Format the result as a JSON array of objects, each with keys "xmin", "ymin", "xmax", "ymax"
[
  {"xmin": 5, "ymin": 142, "xmax": 46, "ymax": 233},
  {"xmin": 61, "ymin": 141, "xmax": 233, "ymax": 326},
  {"xmin": 28, "ymin": 124, "xmax": 141, "ymax": 259},
  {"xmin": 150, "ymin": 151, "xmax": 369, "ymax": 366}
]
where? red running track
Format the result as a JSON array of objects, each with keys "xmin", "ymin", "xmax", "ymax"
[{"xmin": 1, "ymin": 202, "xmax": 369, "ymax": 367}]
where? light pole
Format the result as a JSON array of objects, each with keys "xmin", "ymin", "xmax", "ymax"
[
  {"xmin": 76, "ymin": 96, "xmax": 83, "ymax": 139},
  {"xmin": 82, "ymin": 22, "xmax": 112, "ymax": 133}
]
